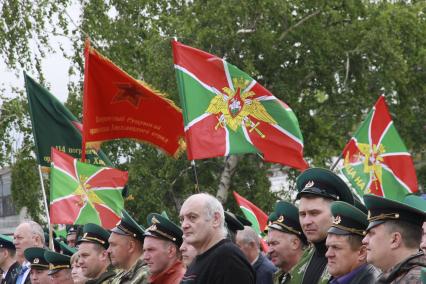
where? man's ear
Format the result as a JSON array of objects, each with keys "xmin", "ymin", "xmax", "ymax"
[
  {"xmin": 212, "ymin": 212, "xmax": 221, "ymax": 228},
  {"xmin": 358, "ymin": 244, "xmax": 367, "ymax": 262},
  {"xmin": 389, "ymin": 232, "xmax": 403, "ymax": 249}
]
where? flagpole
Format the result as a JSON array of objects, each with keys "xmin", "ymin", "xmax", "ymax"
[
  {"xmin": 330, "ymin": 153, "xmax": 343, "ymax": 171},
  {"xmin": 191, "ymin": 160, "xmax": 200, "ymax": 193},
  {"xmin": 37, "ymin": 165, "xmax": 54, "ymax": 249}
]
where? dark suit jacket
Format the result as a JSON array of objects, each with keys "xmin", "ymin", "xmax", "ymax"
[
  {"xmin": 2, "ymin": 262, "xmax": 20, "ymax": 284},
  {"xmin": 253, "ymin": 253, "xmax": 278, "ymax": 284}
]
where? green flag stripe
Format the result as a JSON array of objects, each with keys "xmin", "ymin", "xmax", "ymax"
[
  {"xmin": 227, "ymin": 125, "xmax": 258, "ymax": 154},
  {"xmin": 382, "ymin": 164, "xmax": 413, "ymax": 194},
  {"xmin": 94, "ymin": 190, "xmax": 124, "ymax": 214},
  {"xmin": 226, "ymin": 61, "xmax": 255, "ymax": 85},
  {"xmin": 50, "ymin": 169, "xmax": 78, "ymax": 200},
  {"xmin": 75, "ymin": 204, "xmax": 100, "ymax": 225},
  {"xmin": 379, "ymin": 124, "xmax": 409, "ymax": 153},
  {"xmin": 240, "ymin": 206, "xmax": 261, "ymax": 235},
  {"xmin": 175, "ymin": 65, "xmax": 221, "ymax": 95},
  {"xmin": 355, "ymin": 110, "xmax": 373, "ymax": 144}
]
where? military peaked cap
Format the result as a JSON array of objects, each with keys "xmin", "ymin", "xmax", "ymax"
[
  {"xmin": 44, "ymin": 250, "xmax": 71, "ymax": 275},
  {"xmin": 111, "ymin": 210, "xmax": 145, "ymax": 241},
  {"xmin": 145, "ymin": 213, "xmax": 183, "ymax": 247},
  {"xmin": 77, "ymin": 223, "xmax": 110, "ymax": 249},
  {"xmin": 0, "ymin": 234, "xmax": 15, "ymax": 250},
  {"xmin": 24, "ymin": 247, "xmax": 49, "ymax": 270},
  {"xmin": 329, "ymin": 201, "xmax": 368, "ymax": 236}
]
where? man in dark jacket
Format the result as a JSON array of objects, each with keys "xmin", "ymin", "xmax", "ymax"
[
  {"xmin": 326, "ymin": 201, "xmax": 379, "ymax": 284},
  {"xmin": 0, "ymin": 234, "xmax": 20, "ymax": 284},
  {"xmin": 236, "ymin": 226, "xmax": 277, "ymax": 284}
]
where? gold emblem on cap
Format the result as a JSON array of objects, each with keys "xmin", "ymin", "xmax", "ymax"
[
  {"xmin": 367, "ymin": 211, "xmax": 371, "ymax": 220},
  {"xmin": 151, "ymin": 216, "xmax": 160, "ymax": 224},
  {"xmin": 304, "ymin": 180, "xmax": 314, "ymax": 189},
  {"xmin": 333, "ymin": 216, "xmax": 342, "ymax": 224},
  {"xmin": 148, "ymin": 224, "xmax": 157, "ymax": 232},
  {"xmin": 277, "ymin": 215, "xmax": 284, "ymax": 223},
  {"xmin": 34, "ymin": 258, "xmax": 39, "ymax": 264}
]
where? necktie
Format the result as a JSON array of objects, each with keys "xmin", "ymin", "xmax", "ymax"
[{"xmin": 16, "ymin": 265, "xmax": 28, "ymax": 284}]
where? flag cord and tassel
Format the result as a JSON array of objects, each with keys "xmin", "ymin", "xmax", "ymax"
[
  {"xmin": 37, "ymin": 165, "xmax": 54, "ymax": 250},
  {"xmin": 191, "ymin": 160, "xmax": 200, "ymax": 193}
]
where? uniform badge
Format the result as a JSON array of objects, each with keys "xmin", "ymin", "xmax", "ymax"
[
  {"xmin": 304, "ymin": 180, "xmax": 314, "ymax": 189},
  {"xmin": 34, "ymin": 258, "xmax": 39, "ymax": 264},
  {"xmin": 151, "ymin": 216, "xmax": 159, "ymax": 224},
  {"xmin": 277, "ymin": 215, "xmax": 284, "ymax": 223},
  {"xmin": 333, "ymin": 215, "xmax": 342, "ymax": 224}
]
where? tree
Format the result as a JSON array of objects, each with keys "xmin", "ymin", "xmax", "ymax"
[{"xmin": 1, "ymin": 0, "xmax": 425, "ymax": 223}]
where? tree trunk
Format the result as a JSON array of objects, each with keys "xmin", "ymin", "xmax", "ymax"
[{"xmin": 216, "ymin": 155, "xmax": 239, "ymax": 204}]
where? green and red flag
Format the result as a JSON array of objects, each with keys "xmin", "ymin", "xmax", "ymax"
[
  {"xmin": 233, "ymin": 191, "xmax": 269, "ymax": 251},
  {"xmin": 341, "ymin": 95, "xmax": 418, "ymax": 201},
  {"xmin": 82, "ymin": 39, "xmax": 185, "ymax": 158},
  {"xmin": 24, "ymin": 72, "xmax": 112, "ymax": 170},
  {"xmin": 50, "ymin": 148, "xmax": 127, "ymax": 229},
  {"xmin": 172, "ymin": 40, "xmax": 308, "ymax": 170}
]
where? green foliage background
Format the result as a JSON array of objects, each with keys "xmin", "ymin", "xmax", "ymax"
[{"xmin": 0, "ymin": 0, "xmax": 425, "ymax": 226}]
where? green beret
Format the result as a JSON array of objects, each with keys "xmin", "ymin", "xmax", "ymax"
[
  {"xmin": 363, "ymin": 194, "xmax": 426, "ymax": 231},
  {"xmin": 77, "ymin": 223, "xmax": 110, "ymax": 249},
  {"xmin": 24, "ymin": 247, "xmax": 49, "ymax": 270},
  {"xmin": 0, "ymin": 234, "xmax": 15, "ymax": 250},
  {"xmin": 268, "ymin": 201, "xmax": 307, "ymax": 244},
  {"xmin": 44, "ymin": 250, "xmax": 71, "ymax": 275},
  {"xmin": 224, "ymin": 211, "xmax": 244, "ymax": 232},
  {"xmin": 296, "ymin": 168, "xmax": 354, "ymax": 204},
  {"xmin": 403, "ymin": 195, "xmax": 426, "ymax": 212},
  {"xmin": 145, "ymin": 213, "xmax": 183, "ymax": 247},
  {"xmin": 111, "ymin": 210, "xmax": 145, "ymax": 241},
  {"xmin": 329, "ymin": 201, "xmax": 368, "ymax": 236}
]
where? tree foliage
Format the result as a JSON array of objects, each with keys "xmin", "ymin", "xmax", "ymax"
[{"xmin": 0, "ymin": 0, "xmax": 425, "ymax": 224}]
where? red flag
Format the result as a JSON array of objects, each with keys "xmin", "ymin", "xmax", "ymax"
[
  {"xmin": 83, "ymin": 39, "xmax": 185, "ymax": 157},
  {"xmin": 233, "ymin": 191, "xmax": 269, "ymax": 251}
]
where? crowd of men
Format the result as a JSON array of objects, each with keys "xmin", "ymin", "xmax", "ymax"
[{"xmin": 0, "ymin": 167, "xmax": 425, "ymax": 283}]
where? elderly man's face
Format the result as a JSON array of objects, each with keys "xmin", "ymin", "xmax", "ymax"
[
  {"xmin": 267, "ymin": 229, "xmax": 296, "ymax": 269},
  {"xmin": 13, "ymin": 223, "xmax": 40, "ymax": 258},
  {"xmin": 179, "ymin": 196, "xmax": 217, "ymax": 251},
  {"xmin": 420, "ymin": 222, "xmax": 426, "ymax": 253}
]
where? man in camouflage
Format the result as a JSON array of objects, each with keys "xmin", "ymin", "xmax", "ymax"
[
  {"xmin": 108, "ymin": 211, "xmax": 149, "ymax": 284},
  {"xmin": 363, "ymin": 194, "xmax": 426, "ymax": 283}
]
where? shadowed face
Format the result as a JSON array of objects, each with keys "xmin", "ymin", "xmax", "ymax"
[
  {"xmin": 362, "ymin": 224, "xmax": 392, "ymax": 271},
  {"xmin": 180, "ymin": 239, "xmax": 197, "ymax": 267},
  {"xmin": 326, "ymin": 234, "xmax": 362, "ymax": 277},
  {"xmin": 143, "ymin": 237, "xmax": 174, "ymax": 275},
  {"xmin": 267, "ymin": 229, "xmax": 295, "ymax": 269},
  {"xmin": 299, "ymin": 197, "xmax": 333, "ymax": 243},
  {"xmin": 49, "ymin": 269, "xmax": 73, "ymax": 284},
  {"xmin": 107, "ymin": 232, "xmax": 132, "ymax": 269}
]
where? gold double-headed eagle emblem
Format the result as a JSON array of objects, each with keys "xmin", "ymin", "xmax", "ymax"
[{"xmin": 205, "ymin": 77, "xmax": 276, "ymax": 138}]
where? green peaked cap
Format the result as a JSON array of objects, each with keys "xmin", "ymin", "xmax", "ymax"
[
  {"xmin": 24, "ymin": 247, "xmax": 49, "ymax": 270},
  {"xmin": 59, "ymin": 241, "xmax": 77, "ymax": 256},
  {"xmin": 268, "ymin": 201, "xmax": 307, "ymax": 244},
  {"xmin": 145, "ymin": 213, "xmax": 183, "ymax": 247},
  {"xmin": 111, "ymin": 210, "xmax": 145, "ymax": 241},
  {"xmin": 403, "ymin": 195, "xmax": 426, "ymax": 212},
  {"xmin": 329, "ymin": 201, "xmax": 368, "ymax": 236},
  {"xmin": 363, "ymin": 194, "xmax": 426, "ymax": 231},
  {"xmin": 296, "ymin": 168, "xmax": 354, "ymax": 204},
  {"xmin": 77, "ymin": 223, "xmax": 110, "ymax": 249},
  {"xmin": 44, "ymin": 250, "xmax": 71, "ymax": 275},
  {"xmin": 0, "ymin": 234, "xmax": 15, "ymax": 250}
]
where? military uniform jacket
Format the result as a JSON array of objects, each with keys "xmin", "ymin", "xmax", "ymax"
[
  {"xmin": 1, "ymin": 261, "xmax": 20, "ymax": 284},
  {"xmin": 282, "ymin": 247, "xmax": 330, "ymax": 284},
  {"xmin": 86, "ymin": 269, "xmax": 116, "ymax": 284},
  {"xmin": 148, "ymin": 259, "xmax": 185, "ymax": 284},
  {"xmin": 377, "ymin": 251, "xmax": 426, "ymax": 284},
  {"xmin": 327, "ymin": 264, "xmax": 379, "ymax": 284},
  {"xmin": 110, "ymin": 259, "xmax": 149, "ymax": 284}
]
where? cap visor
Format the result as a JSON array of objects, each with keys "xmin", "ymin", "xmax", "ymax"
[
  {"xmin": 328, "ymin": 226, "xmax": 352, "ymax": 236},
  {"xmin": 366, "ymin": 220, "xmax": 385, "ymax": 232}
]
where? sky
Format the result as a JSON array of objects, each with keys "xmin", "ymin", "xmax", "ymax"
[{"xmin": 0, "ymin": 2, "xmax": 81, "ymax": 103}]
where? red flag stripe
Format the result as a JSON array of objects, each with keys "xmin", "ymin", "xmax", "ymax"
[
  {"xmin": 369, "ymin": 95, "xmax": 392, "ymax": 146},
  {"xmin": 86, "ymin": 168, "xmax": 129, "ymax": 189},
  {"xmin": 172, "ymin": 41, "xmax": 229, "ymax": 89},
  {"xmin": 94, "ymin": 203, "xmax": 121, "ymax": 229},
  {"xmin": 51, "ymin": 148, "xmax": 78, "ymax": 180},
  {"xmin": 381, "ymin": 162, "xmax": 417, "ymax": 193}
]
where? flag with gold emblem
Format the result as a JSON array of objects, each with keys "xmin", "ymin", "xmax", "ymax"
[
  {"xmin": 50, "ymin": 148, "xmax": 127, "ymax": 229},
  {"xmin": 341, "ymin": 95, "xmax": 418, "ymax": 201},
  {"xmin": 82, "ymin": 39, "xmax": 184, "ymax": 157},
  {"xmin": 172, "ymin": 40, "xmax": 308, "ymax": 170}
]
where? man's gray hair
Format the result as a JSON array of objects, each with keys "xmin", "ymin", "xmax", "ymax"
[
  {"xmin": 24, "ymin": 220, "xmax": 45, "ymax": 244},
  {"xmin": 238, "ymin": 226, "xmax": 260, "ymax": 249}
]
